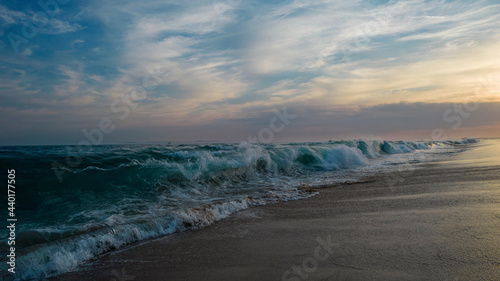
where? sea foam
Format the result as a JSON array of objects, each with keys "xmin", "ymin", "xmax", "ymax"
[{"xmin": 0, "ymin": 138, "xmax": 479, "ymax": 280}]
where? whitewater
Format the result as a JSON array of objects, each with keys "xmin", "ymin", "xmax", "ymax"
[{"xmin": 0, "ymin": 138, "xmax": 479, "ymax": 280}]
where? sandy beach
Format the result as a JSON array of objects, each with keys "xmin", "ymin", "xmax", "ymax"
[
  {"xmin": 3, "ymin": 0, "xmax": 500, "ymax": 280},
  {"xmin": 52, "ymin": 144, "xmax": 500, "ymax": 281}
]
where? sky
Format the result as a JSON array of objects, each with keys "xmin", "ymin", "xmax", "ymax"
[{"xmin": 1, "ymin": 0, "xmax": 500, "ymax": 145}]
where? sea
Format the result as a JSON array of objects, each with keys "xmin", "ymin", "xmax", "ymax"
[{"xmin": 0, "ymin": 138, "xmax": 480, "ymax": 280}]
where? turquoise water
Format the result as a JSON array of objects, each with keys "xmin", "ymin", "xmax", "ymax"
[
  {"xmin": 0, "ymin": 139, "xmax": 478, "ymax": 280},
  {"xmin": 439, "ymin": 138, "xmax": 500, "ymax": 167}
]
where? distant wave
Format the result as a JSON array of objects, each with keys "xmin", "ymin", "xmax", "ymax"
[{"xmin": 0, "ymin": 138, "xmax": 479, "ymax": 280}]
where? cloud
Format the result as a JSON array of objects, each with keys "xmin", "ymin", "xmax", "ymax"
[
  {"xmin": 21, "ymin": 45, "xmax": 37, "ymax": 56},
  {"xmin": 0, "ymin": 4, "xmax": 83, "ymax": 34},
  {"xmin": 397, "ymin": 3, "xmax": 500, "ymax": 42},
  {"xmin": 216, "ymin": 101, "xmax": 500, "ymax": 141},
  {"xmin": 0, "ymin": 4, "xmax": 25, "ymax": 25},
  {"xmin": 241, "ymin": 0, "xmax": 500, "ymax": 76},
  {"xmin": 40, "ymin": 19, "xmax": 84, "ymax": 34},
  {"xmin": 134, "ymin": 5, "xmax": 232, "ymax": 37},
  {"xmin": 79, "ymin": 0, "xmax": 500, "ymax": 113},
  {"xmin": 1, "ymin": 0, "xmax": 500, "ymax": 144},
  {"xmin": 85, "ymin": 0, "xmax": 248, "ymax": 121}
]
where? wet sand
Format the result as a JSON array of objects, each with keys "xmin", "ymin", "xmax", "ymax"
[{"xmin": 53, "ymin": 159, "xmax": 500, "ymax": 280}]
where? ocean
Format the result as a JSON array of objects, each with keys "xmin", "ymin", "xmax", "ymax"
[{"xmin": 0, "ymin": 138, "xmax": 479, "ymax": 280}]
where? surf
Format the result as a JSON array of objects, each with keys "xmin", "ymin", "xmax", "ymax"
[{"xmin": 0, "ymin": 138, "xmax": 479, "ymax": 280}]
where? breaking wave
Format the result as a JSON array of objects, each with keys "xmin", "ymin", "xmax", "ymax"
[{"xmin": 0, "ymin": 138, "xmax": 479, "ymax": 280}]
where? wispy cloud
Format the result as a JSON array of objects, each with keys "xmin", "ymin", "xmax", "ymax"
[
  {"xmin": 1, "ymin": 0, "xmax": 500, "ymax": 144},
  {"xmin": 0, "ymin": 4, "xmax": 25, "ymax": 25},
  {"xmin": 0, "ymin": 4, "xmax": 83, "ymax": 34}
]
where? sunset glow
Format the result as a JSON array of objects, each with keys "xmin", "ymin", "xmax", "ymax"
[{"xmin": 1, "ymin": 0, "xmax": 499, "ymax": 144}]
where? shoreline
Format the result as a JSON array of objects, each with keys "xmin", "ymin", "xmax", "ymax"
[{"xmin": 51, "ymin": 158, "xmax": 500, "ymax": 281}]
